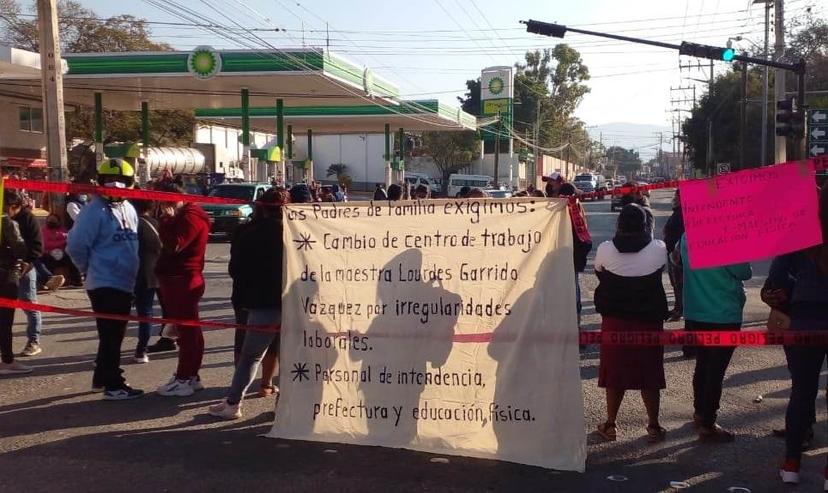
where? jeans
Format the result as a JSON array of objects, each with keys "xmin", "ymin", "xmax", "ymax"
[
  {"xmin": 134, "ymin": 287, "xmax": 156, "ymax": 354},
  {"xmin": 34, "ymin": 259, "xmax": 53, "ymax": 286},
  {"xmin": 0, "ymin": 280, "xmax": 19, "ymax": 364},
  {"xmin": 88, "ymin": 288, "xmax": 133, "ymax": 390},
  {"xmin": 227, "ymin": 308, "xmax": 281, "ymax": 405},
  {"xmin": 783, "ymin": 345, "xmax": 828, "ymax": 461},
  {"xmin": 42, "ymin": 254, "xmax": 82, "ymax": 285},
  {"xmin": 159, "ymin": 274, "xmax": 205, "ymax": 379},
  {"xmin": 687, "ymin": 320, "xmax": 740, "ymax": 428},
  {"xmin": 18, "ymin": 269, "xmax": 41, "ymax": 343}
]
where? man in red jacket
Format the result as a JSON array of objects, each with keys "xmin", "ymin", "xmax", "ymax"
[{"xmin": 154, "ymin": 183, "xmax": 211, "ymax": 397}]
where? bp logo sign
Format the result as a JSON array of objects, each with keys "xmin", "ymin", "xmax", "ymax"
[
  {"xmin": 488, "ymin": 76, "xmax": 505, "ymax": 95},
  {"xmin": 188, "ymin": 46, "xmax": 222, "ymax": 79}
]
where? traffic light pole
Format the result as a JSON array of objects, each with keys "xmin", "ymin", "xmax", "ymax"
[{"xmin": 522, "ymin": 19, "xmax": 809, "ymax": 160}]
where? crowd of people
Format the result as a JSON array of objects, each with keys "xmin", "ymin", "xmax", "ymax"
[{"xmin": 0, "ymin": 160, "xmax": 826, "ymax": 487}]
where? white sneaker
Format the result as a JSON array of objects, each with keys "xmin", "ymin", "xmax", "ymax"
[
  {"xmin": 0, "ymin": 361, "xmax": 33, "ymax": 375},
  {"xmin": 208, "ymin": 399, "xmax": 242, "ymax": 420},
  {"xmin": 780, "ymin": 469, "xmax": 800, "ymax": 484},
  {"xmin": 190, "ymin": 375, "xmax": 204, "ymax": 391},
  {"xmin": 133, "ymin": 353, "xmax": 149, "ymax": 364},
  {"xmin": 157, "ymin": 377, "xmax": 195, "ymax": 397}
]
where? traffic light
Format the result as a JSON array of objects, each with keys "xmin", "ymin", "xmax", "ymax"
[
  {"xmin": 679, "ymin": 42, "xmax": 735, "ymax": 62},
  {"xmin": 523, "ymin": 19, "xmax": 567, "ymax": 38},
  {"xmin": 776, "ymin": 98, "xmax": 805, "ymax": 138}
]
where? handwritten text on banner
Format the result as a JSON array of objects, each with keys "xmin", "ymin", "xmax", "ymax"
[
  {"xmin": 679, "ymin": 161, "xmax": 822, "ymax": 269},
  {"xmin": 267, "ymin": 198, "xmax": 586, "ymax": 472}
]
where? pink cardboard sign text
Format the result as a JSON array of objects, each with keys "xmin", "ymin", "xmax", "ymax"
[{"xmin": 679, "ymin": 161, "xmax": 821, "ymax": 269}]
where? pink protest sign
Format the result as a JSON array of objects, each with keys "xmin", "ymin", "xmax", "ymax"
[{"xmin": 679, "ymin": 161, "xmax": 822, "ymax": 269}]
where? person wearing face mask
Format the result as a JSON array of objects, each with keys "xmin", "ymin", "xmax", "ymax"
[
  {"xmin": 64, "ymin": 192, "xmax": 88, "ymax": 230},
  {"xmin": 66, "ymin": 158, "xmax": 142, "ymax": 400},
  {"xmin": 154, "ymin": 182, "xmax": 211, "ymax": 397},
  {"xmin": 6, "ymin": 190, "xmax": 44, "ymax": 358},
  {"xmin": 37, "ymin": 213, "xmax": 82, "ymax": 290}
]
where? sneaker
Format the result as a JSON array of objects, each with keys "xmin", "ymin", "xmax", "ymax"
[
  {"xmin": 44, "ymin": 274, "xmax": 65, "ymax": 291},
  {"xmin": 823, "ymin": 465, "xmax": 828, "ymax": 491},
  {"xmin": 190, "ymin": 375, "xmax": 204, "ymax": 391},
  {"xmin": 133, "ymin": 351, "xmax": 149, "ymax": 364},
  {"xmin": 780, "ymin": 458, "xmax": 800, "ymax": 484},
  {"xmin": 19, "ymin": 341, "xmax": 42, "ymax": 357},
  {"xmin": 103, "ymin": 384, "xmax": 145, "ymax": 401},
  {"xmin": 208, "ymin": 399, "xmax": 242, "ymax": 420},
  {"xmin": 146, "ymin": 337, "xmax": 177, "ymax": 354},
  {"xmin": 91, "ymin": 383, "xmax": 105, "ymax": 392},
  {"xmin": 0, "ymin": 361, "xmax": 33, "ymax": 375},
  {"xmin": 157, "ymin": 377, "xmax": 194, "ymax": 397}
]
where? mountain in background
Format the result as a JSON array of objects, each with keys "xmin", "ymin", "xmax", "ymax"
[{"xmin": 587, "ymin": 122, "xmax": 673, "ymax": 160}]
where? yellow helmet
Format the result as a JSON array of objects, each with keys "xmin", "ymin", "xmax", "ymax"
[{"xmin": 96, "ymin": 158, "xmax": 135, "ymax": 189}]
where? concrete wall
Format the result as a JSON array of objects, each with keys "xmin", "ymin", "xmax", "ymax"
[
  {"xmin": 0, "ymin": 97, "xmax": 46, "ymax": 160},
  {"xmin": 195, "ymin": 124, "xmax": 274, "ymax": 180},
  {"xmin": 292, "ymin": 133, "xmax": 390, "ymax": 191}
]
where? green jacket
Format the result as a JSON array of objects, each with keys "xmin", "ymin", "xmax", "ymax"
[{"xmin": 678, "ymin": 234, "xmax": 752, "ymax": 324}]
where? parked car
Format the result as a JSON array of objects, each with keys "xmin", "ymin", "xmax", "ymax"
[
  {"xmin": 404, "ymin": 172, "xmax": 441, "ymax": 196},
  {"xmin": 610, "ymin": 181, "xmax": 650, "ymax": 212},
  {"xmin": 201, "ymin": 183, "xmax": 271, "ymax": 236},
  {"xmin": 573, "ymin": 173, "xmax": 608, "ymax": 200},
  {"xmin": 485, "ymin": 188, "xmax": 512, "ymax": 199}
]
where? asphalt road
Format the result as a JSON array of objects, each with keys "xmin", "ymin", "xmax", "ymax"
[{"xmin": 0, "ymin": 190, "xmax": 817, "ymax": 492}]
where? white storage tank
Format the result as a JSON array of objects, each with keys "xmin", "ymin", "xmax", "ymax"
[{"xmin": 144, "ymin": 147, "xmax": 206, "ymax": 176}]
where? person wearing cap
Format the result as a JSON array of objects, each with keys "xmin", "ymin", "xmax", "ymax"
[
  {"xmin": 542, "ymin": 172, "xmax": 564, "ymax": 197},
  {"xmin": 66, "ymin": 158, "xmax": 143, "ymax": 400},
  {"xmin": 6, "ymin": 189, "xmax": 44, "ymax": 357},
  {"xmin": 209, "ymin": 187, "xmax": 289, "ymax": 420},
  {"xmin": 559, "ymin": 183, "xmax": 592, "ymax": 327},
  {"xmin": 154, "ymin": 182, "xmax": 211, "ymax": 397}
]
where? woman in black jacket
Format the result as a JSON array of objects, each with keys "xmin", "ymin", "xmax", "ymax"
[
  {"xmin": 209, "ymin": 187, "xmax": 288, "ymax": 420},
  {"xmin": 593, "ymin": 204, "xmax": 669, "ymax": 443},
  {"xmin": 0, "ymin": 208, "xmax": 32, "ymax": 375},
  {"xmin": 132, "ymin": 199, "xmax": 162, "ymax": 363}
]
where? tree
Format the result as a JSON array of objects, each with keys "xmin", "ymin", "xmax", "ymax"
[
  {"xmin": 419, "ymin": 131, "xmax": 479, "ymax": 192},
  {"xmin": 458, "ymin": 79, "xmax": 481, "ymax": 116},
  {"xmin": 512, "ymin": 46, "xmax": 591, "ymax": 149},
  {"xmin": 681, "ymin": 13, "xmax": 828, "ymax": 173},
  {"xmin": 326, "ymin": 163, "xmax": 352, "ymax": 189},
  {"xmin": 456, "ymin": 46, "xmax": 594, "ymax": 163},
  {"xmin": 606, "ymin": 146, "xmax": 641, "ymax": 178},
  {"xmin": 1, "ymin": 0, "xmax": 193, "ymax": 148}
]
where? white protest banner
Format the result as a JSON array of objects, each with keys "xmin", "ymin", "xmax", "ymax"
[{"xmin": 267, "ymin": 198, "xmax": 585, "ymax": 472}]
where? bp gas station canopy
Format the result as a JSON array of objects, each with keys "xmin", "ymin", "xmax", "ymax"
[
  {"xmin": 194, "ymin": 100, "xmax": 477, "ymax": 134},
  {"xmin": 0, "ymin": 46, "xmax": 476, "ymax": 132}
]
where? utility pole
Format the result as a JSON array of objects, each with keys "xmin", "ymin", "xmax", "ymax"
[
  {"xmin": 740, "ymin": 61, "xmax": 748, "ymax": 169},
  {"xmin": 493, "ymin": 111, "xmax": 501, "ymax": 188},
  {"xmin": 37, "ymin": 0, "xmax": 68, "ymax": 209},
  {"xmin": 760, "ymin": 0, "xmax": 771, "ymax": 165},
  {"xmin": 773, "ymin": 0, "xmax": 786, "ymax": 163}
]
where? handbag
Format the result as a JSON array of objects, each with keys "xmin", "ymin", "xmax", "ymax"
[{"xmin": 767, "ymin": 308, "xmax": 791, "ymax": 331}]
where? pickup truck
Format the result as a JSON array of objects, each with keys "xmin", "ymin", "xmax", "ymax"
[{"xmin": 201, "ymin": 183, "xmax": 271, "ymax": 236}]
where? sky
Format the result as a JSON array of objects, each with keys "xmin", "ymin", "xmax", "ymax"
[{"xmin": 62, "ymin": 0, "xmax": 825, "ymax": 154}]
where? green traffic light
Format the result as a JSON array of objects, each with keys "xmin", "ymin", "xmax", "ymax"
[{"xmin": 722, "ymin": 48, "xmax": 735, "ymax": 62}]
